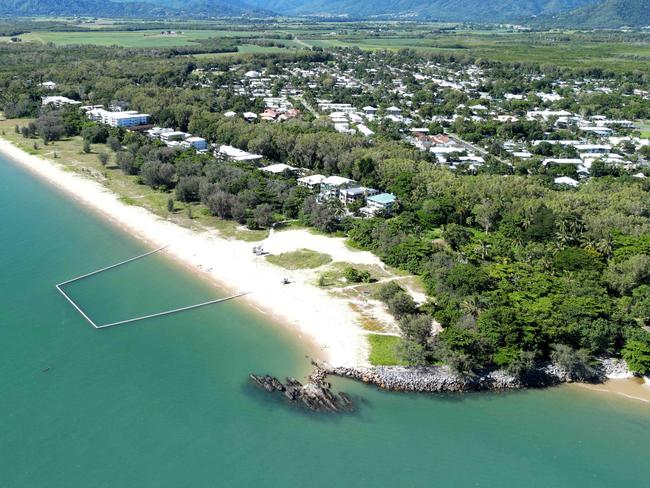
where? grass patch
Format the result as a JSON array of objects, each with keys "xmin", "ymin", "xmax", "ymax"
[
  {"xmin": 266, "ymin": 249, "xmax": 332, "ymax": 270},
  {"xmin": 16, "ymin": 29, "xmax": 267, "ymax": 48},
  {"xmin": 368, "ymin": 334, "xmax": 407, "ymax": 366},
  {"xmin": 348, "ymin": 303, "xmax": 385, "ymax": 332},
  {"xmin": 197, "ymin": 215, "xmax": 269, "ymax": 242},
  {"xmin": 316, "ymin": 261, "xmax": 389, "ymax": 287},
  {"xmin": 119, "ymin": 196, "xmax": 137, "ymax": 205}
]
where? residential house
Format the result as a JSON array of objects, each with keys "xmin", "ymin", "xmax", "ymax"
[
  {"xmin": 297, "ymin": 174, "xmax": 326, "ymax": 190},
  {"xmin": 356, "ymin": 124, "xmax": 375, "ymax": 137},
  {"xmin": 339, "ymin": 186, "xmax": 378, "ymax": 205},
  {"xmin": 184, "ymin": 137, "xmax": 208, "ymax": 151},
  {"xmin": 361, "ymin": 193, "xmax": 397, "ymax": 216},
  {"xmin": 386, "ymin": 106, "xmax": 402, "ymax": 116},
  {"xmin": 215, "ymin": 145, "xmax": 263, "ymax": 162},
  {"xmin": 363, "ymin": 106, "xmax": 377, "ymax": 116},
  {"xmin": 259, "ymin": 163, "xmax": 297, "ymax": 175},
  {"xmin": 42, "ymin": 96, "xmax": 81, "ymax": 107},
  {"xmin": 87, "ymin": 108, "xmax": 149, "ymax": 128}
]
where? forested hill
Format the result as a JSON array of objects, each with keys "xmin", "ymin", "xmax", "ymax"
[
  {"xmin": 241, "ymin": 0, "xmax": 599, "ymax": 21},
  {"xmin": 532, "ymin": 0, "xmax": 650, "ymax": 28},
  {"xmin": 3, "ymin": 0, "xmax": 648, "ymax": 26},
  {"xmin": 0, "ymin": 0, "xmax": 266, "ymax": 18},
  {"xmin": 0, "ymin": 0, "xmax": 168, "ymax": 18},
  {"xmin": 2, "ymin": 0, "xmax": 602, "ymax": 22}
]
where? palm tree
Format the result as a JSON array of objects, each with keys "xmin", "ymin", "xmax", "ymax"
[
  {"xmin": 460, "ymin": 296, "xmax": 481, "ymax": 317},
  {"xmin": 596, "ymin": 238, "xmax": 614, "ymax": 259},
  {"xmin": 474, "ymin": 240, "xmax": 491, "ymax": 260},
  {"xmin": 580, "ymin": 235, "xmax": 598, "ymax": 251}
]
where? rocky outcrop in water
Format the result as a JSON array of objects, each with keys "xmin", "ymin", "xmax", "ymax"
[{"xmin": 249, "ymin": 368, "xmax": 354, "ymax": 412}]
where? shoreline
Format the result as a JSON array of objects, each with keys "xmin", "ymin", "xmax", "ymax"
[
  {"xmin": 3, "ymin": 136, "xmax": 648, "ymax": 403},
  {"xmin": 0, "ymin": 138, "xmax": 371, "ymax": 368},
  {"xmin": 324, "ymin": 359, "xmax": 650, "ymax": 404},
  {"xmin": 574, "ymin": 377, "xmax": 650, "ymax": 405}
]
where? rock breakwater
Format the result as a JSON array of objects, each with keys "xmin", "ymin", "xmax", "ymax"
[{"xmin": 324, "ymin": 358, "xmax": 631, "ymax": 393}]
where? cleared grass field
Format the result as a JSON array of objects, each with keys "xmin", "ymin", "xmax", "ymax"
[
  {"xmin": 13, "ymin": 29, "xmax": 288, "ymax": 48},
  {"xmin": 192, "ymin": 44, "xmax": 297, "ymax": 58}
]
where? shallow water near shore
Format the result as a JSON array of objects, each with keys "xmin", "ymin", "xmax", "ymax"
[{"xmin": 2, "ymin": 153, "xmax": 650, "ymax": 488}]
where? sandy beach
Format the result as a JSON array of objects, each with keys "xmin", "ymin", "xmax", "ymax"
[
  {"xmin": 576, "ymin": 377, "xmax": 650, "ymax": 404},
  {"xmin": 0, "ymin": 138, "xmax": 376, "ymax": 367}
]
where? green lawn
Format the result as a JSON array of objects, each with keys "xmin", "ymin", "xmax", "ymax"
[
  {"xmin": 638, "ymin": 121, "xmax": 650, "ymax": 138},
  {"xmin": 368, "ymin": 334, "xmax": 407, "ymax": 366},
  {"xmin": 266, "ymin": 249, "xmax": 332, "ymax": 270}
]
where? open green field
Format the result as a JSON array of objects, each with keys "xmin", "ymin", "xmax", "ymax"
[
  {"xmin": 2, "ymin": 19, "xmax": 648, "ymax": 73},
  {"xmin": 9, "ymin": 29, "xmax": 289, "ymax": 48},
  {"xmin": 192, "ymin": 41, "xmax": 303, "ymax": 58}
]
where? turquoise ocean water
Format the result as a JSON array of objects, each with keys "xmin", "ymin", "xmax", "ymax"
[{"xmin": 1, "ymin": 154, "xmax": 649, "ymax": 487}]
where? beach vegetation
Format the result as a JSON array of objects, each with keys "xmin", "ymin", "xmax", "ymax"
[
  {"xmin": 550, "ymin": 344, "xmax": 597, "ymax": 381},
  {"xmin": 622, "ymin": 340, "xmax": 650, "ymax": 375},
  {"xmin": 266, "ymin": 249, "xmax": 332, "ymax": 270},
  {"xmin": 342, "ymin": 266, "xmax": 372, "ymax": 284},
  {"xmin": 97, "ymin": 152, "xmax": 109, "ymax": 166}
]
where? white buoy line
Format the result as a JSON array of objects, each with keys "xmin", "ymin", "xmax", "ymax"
[{"xmin": 55, "ymin": 246, "xmax": 248, "ymax": 329}]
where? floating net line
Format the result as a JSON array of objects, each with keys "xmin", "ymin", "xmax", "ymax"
[{"xmin": 55, "ymin": 246, "xmax": 247, "ymax": 329}]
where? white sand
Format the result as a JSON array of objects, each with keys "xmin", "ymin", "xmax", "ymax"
[{"xmin": 0, "ymin": 139, "xmax": 372, "ymax": 367}]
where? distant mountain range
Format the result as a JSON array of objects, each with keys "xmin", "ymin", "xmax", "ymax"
[
  {"xmin": 241, "ymin": 0, "xmax": 599, "ymax": 21},
  {"xmin": 0, "ymin": 0, "xmax": 264, "ymax": 18},
  {"xmin": 1, "ymin": 0, "xmax": 649, "ymax": 28}
]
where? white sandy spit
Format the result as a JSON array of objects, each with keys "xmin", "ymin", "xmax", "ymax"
[{"xmin": 0, "ymin": 139, "xmax": 372, "ymax": 367}]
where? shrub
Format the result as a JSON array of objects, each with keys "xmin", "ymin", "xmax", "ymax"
[
  {"xmin": 550, "ymin": 344, "xmax": 595, "ymax": 381},
  {"xmin": 622, "ymin": 340, "xmax": 650, "ymax": 375},
  {"xmin": 373, "ymin": 281, "xmax": 404, "ymax": 302},
  {"xmin": 387, "ymin": 292, "xmax": 418, "ymax": 319},
  {"xmin": 398, "ymin": 314, "xmax": 432, "ymax": 344},
  {"xmin": 343, "ymin": 266, "xmax": 372, "ymax": 283}
]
